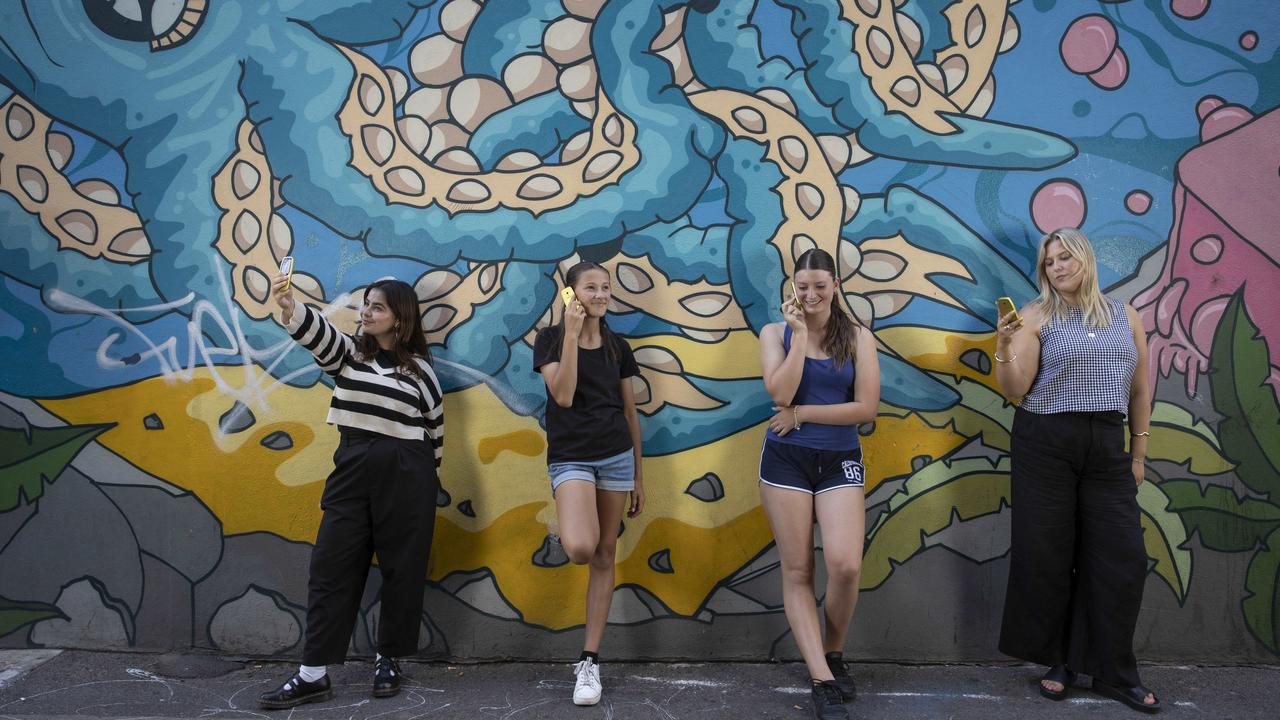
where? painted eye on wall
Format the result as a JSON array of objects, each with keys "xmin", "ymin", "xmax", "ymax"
[{"xmin": 81, "ymin": 0, "xmax": 207, "ymax": 52}]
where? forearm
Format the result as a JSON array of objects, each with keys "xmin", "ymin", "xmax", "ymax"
[
  {"xmin": 796, "ymin": 401, "xmax": 876, "ymax": 426},
  {"xmin": 1128, "ymin": 388, "xmax": 1152, "ymax": 461},
  {"xmin": 546, "ymin": 336, "xmax": 580, "ymax": 406},
  {"xmin": 994, "ymin": 347, "xmax": 1036, "ymax": 400},
  {"xmin": 764, "ymin": 343, "xmax": 807, "ymax": 405}
]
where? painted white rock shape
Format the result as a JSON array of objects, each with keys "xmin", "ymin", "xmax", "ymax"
[
  {"xmin": 109, "ymin": 229, "xmax": 151, "ymax": 258},
  {"xmin": 17, "ymin": 165, "xmax": 48, "ymax": 202},
  {"xmin": 731, "ymin": 106, "xmax": 766, "ymax": 134},
  {"xmin": 357, "ymin": 74, "xmax": 384, "ymax": 115},
  {"xmin": 415, "ymin": 270, "xmax": 463, "ymax": 302},
  {"xmin": 232, "ymin": 210, "xmax": 261, "ymax": 252},
  {"xmin": 362, "ymin": 125, "xmax": 396, "ymax": 166},
  {"xmin": 558, "ymin": 60, "xmax": 598, "ymax": 101},
  {"xmin": 435, "ymin": 148, "xmax": 482, "ymax": 173},
  {"xmin": 778, "ymin": 136, "xmax": 808, "ymax": 173},
  {"xmin": 385, "ymin": 167, "xmax": 425, "ymax": 196},
  {"xmin": 496, "ymin": 150, "xmax": 542, "ymax": 171},
  {"xmin": 57, "ymin": 210, "xmax": 97, "ymax": 245},
  {"xmin": 517, "ymin": 173, "xmax": 563, "ymax": 200},
  {"xmin": 397, "ymin": 116, "xmax": 432, "ymax": 156},
  {"xmin": 450, "ymin": 77, "xmax": 512, "ymax": 132},
  {"xmin": 75, "ymin": 179, "xmax": 120, "ymax": 205},
  {"xmin": 410, "ymin": 34, "xmax": 464, "ymax": 87},
  {"xmin": 46, "ymin": 132, "xmax": 74, "ymax": 171},
  {"xmin": 544, "ymin": 16, "xmax": 593, "ymax": 66},
  {"xmin": 582, "ymin": 150, "xmax": 623, "ymax": 182},
  {"xmin": 404, "ymin": 85, "xmax": 451, "ymax": 123},
  {"xmin": 447, "ymin": 179, "xmax": 491, "ymax": 204},
  {"xmin": 503, "ymin": 54, "xmax": 558, "ymax": 102},
  {"xmin": 440, "ymin": 0, "xmax": 481, "ymax": 41}
]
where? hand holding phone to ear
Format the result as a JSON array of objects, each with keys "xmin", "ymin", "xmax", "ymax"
[{"xmin": 562, "ymin": 286, "xmax": 586, "ymax": 339}]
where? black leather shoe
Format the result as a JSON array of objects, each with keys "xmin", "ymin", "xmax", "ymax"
[
  {"xmin": 258, "ymin": 673, "xmax": 331, "ymax": 709},
  {"xmin": 373, "ymin": 656, "xmax": 402, "ymax": 698},
  {"xmin": 824, "ymin": 652, "xmax": 856, "ymax": 702}
]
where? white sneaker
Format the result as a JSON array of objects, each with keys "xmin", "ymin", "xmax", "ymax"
[{"xmin": 572, "ymin": 658, "xmax": 602, "ymax": 706}]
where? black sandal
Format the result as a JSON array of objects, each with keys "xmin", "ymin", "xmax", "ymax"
[
  {"xmin": 1038, "ymin": 664, "xmax": 1076, "ymax": 701},
  {"xmin": 1092, "ymin": 679, "xmax": 1161, "ymax": 714}
]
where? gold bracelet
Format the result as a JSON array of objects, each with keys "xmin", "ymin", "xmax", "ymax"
[
  {"xmin": 792, "ymin": 406, "xmax": 802, "ymax": 431},
  {"xmin": 1131, "ymin": 431, "xmax": 1150, "ymax": 437},
  {"xmin": 993, "ymin": 352, "xmax": 1016, "ymax": 363}
]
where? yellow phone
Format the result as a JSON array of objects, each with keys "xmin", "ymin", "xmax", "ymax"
[
  {"xmin": 789, "ymin": 280, "xmax": 803, "ymax": 311},
  {"xmin": 560, "ymin": 286, "xmax": 576, "ymax": 307},
  {"xmin": 279, "ymin": 256, "xmax": 295, "ymax": 293},
  {"xmin": 996, "ymin": 296, "xmax": 1019, "ymax": 323}
]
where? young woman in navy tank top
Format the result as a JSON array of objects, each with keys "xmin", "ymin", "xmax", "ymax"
[
  {"xmin": 758, "ymin": 249, "xmax": 880, "ymax": 720},
  {"xmin": 994, "ymin": 229, "xmax": 1158, "ymax": 713}
]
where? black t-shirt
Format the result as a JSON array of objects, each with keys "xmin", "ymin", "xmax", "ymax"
[{"xmin": 532, "ymin": 327, "xmax": 641, "ymax": 464}]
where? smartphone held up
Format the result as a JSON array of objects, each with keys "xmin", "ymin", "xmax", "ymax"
[{"xmin": 996, "ymin": 296, "xmax": 1019, "ymax": 324}]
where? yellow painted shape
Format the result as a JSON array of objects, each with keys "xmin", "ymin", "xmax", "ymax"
[
  {"xmin": 626, "ymin": 331, "xmax": 762, "ymax": 379},
  {"xmin": 430, "ymin": 502, "xmax": 771, "ymax": 628},
  {"xmin": 477, "ymin": 430, "xmax": 546, "ymax": 465},
  {"xmin": 878, "ymin": 326, "xmax": 998, "ymax": 389}
]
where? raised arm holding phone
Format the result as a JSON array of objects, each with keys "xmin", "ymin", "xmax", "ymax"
[{"xmin": 258, "ymin": 262, "xmax": 445, "ymax": 710}]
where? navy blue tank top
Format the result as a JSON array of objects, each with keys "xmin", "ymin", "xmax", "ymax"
[{"xmin": 765, "ymin": 325, "xmax": 861, "ymax": 451}]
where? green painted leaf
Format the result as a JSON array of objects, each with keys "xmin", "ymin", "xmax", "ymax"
[
  {"xmin": 1209, "ymin": 293, "xmax": 1280, "ymax": 498},
  {"xmin": 1152, "ymin": 401, "xmax": 1222, "ymax": 450},
  {"xmin": 0, "ymin": 423, "xmax": 115, "ymax": 512},
  {"xmin": 0, "ymin": 596, "xmax": 66, "ymax": 638},
  {"xmin": 1242, "ymin": 526, "xmax": 1280, "ymax": 653},
  {"xmin": 1137, "ymin": 481, "xmax": 1193, "ymax": 602},
  {"xmin": 863, "ymin": 456, "xmax": 1011, "ymax": 590},
  {"xmin": 1146, "ymin": 423, "xmax": 1235, "ymax": 475},
  {"xmin": 1161, "ymin": 478, "xmax": 1280, "ymax": 552},
  {"xmin": 916, "ymin": 375, "xmax": 1015, "ymax": 451}
]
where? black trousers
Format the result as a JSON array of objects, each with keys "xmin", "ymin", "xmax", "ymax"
[
  {"xmin": 302, "ymin": 429, "xmax": 439, "ymax": 666},
  {"xmin": 999, "ymin": 408, "xmax": 1147, "ymax": 688}
]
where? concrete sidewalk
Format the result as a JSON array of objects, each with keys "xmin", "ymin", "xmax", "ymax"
[{"xmin": 0, "ymin": 650, "xmax": 1276, "ymax": 719}]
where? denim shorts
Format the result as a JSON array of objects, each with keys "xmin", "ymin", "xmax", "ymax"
[
  {"xmin": 759, "ymin": 438, "xmax": 865, "ymax": 495},
  {"xmin": 548, "ymin": 448, "xmax": 636, "ymax": 494}
]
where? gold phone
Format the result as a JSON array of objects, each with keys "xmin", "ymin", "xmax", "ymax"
[
  {"xmin": 789, "ymin": 280, "xmax": 803, "ymax": 311},
  {"xmin": 279, "ymin": 256, "xmax": 295, "ymax": 293},
  {"xmin": 996, "ymin": 296, "xmax": 1019, "ymax": 323},
  {"xmin": 560, "ymin": 286, "xmax": 576, "ymax": 307}
]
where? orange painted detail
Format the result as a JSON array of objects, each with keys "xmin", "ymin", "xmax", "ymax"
[{"xmin": 477, "ymin": 429, "xmax": 546, "ymax": 464}]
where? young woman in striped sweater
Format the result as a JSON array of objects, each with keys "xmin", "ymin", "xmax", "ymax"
[{"xmin": 259, "ymin": 274, "xmax": 444, "ymax": 709}]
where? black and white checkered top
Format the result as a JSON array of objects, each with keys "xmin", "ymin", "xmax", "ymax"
[
  {"xmin": 1021, "ymin": 297, "xmax": 1137, "ymax": 415},
  {"xmin": 285, "ymin": 303, "xmax": 444, "ymax": 468}
]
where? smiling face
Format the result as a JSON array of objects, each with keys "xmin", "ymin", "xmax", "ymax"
[
  {"xmin": 360, "ymin": 288, "xmax": 398, "ymax": 339},
  {"xmin": 571, "ymin": 268, "xmax": 612, "ymax": 318},
  {"xmin": 1042, "ymin": 238, "xmax": 1085, "ymax": 297},
  {"xmin": 793, "ymin": 268, "xmax": 838, "ymax": 315}
]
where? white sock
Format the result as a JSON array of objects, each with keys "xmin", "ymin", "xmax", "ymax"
[
  {"xmin": 298, "ymin": 664, "xmax": 327, "ymax": 683},
  {"xmin": 375, "ymin": 653, "xmax": 384, "ymax": 663}
]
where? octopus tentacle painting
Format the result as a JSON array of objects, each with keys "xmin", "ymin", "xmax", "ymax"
[{"xmin": 1, "ymin": 0, "xmax": 1278, "ymax": 662}]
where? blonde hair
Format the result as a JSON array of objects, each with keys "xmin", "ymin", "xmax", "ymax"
[{"xmin": 1033, "ymin": 228, "xmax": 1113, "ymax": 328}]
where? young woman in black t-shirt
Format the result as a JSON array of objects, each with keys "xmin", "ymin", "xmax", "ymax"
[{"xmin": 532, "ymin": 261, "xmax": 644, "ymax": 707}]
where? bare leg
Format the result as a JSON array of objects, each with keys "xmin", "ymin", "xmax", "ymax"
[
  {"xmin": 583, "ymin": 489, "xmax": 628, "ymax": 653},
  {"xmin": 555, "ymin": 479, "xmax": 600, "ymax": 565},
  {"xmin": 760, "ymin": 483, "xmax": 832, "ymax": 682},
  {"xmin": 815, "ymin": 487, "xmax": 866, "ymax": 653}
]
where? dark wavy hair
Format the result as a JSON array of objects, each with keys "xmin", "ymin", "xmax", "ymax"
[
  {"xmin": 795, "ymin": 248, "xmax": 860, "ymax": 369},
  {"xmin": 543, "ymin": 261, "xmax": 621, "ymax": 365},
  {"xmin": 353, "ymin": 279, "xmax": 433, "ymax": 381}
]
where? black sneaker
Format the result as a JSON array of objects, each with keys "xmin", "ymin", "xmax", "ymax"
[
  {"xmin": 811, "ymin": 680, "xmax": 849, "ymax": 720},
  {"xmin": 258, "ymin": 673, "xmax": 332, "ymax": 709},
  {"xmin": 825, "ymin": 652, "xmax": 856, "ymax": 701},
  {"xmin": 373, "ymin": 656, "xmax": 401, "ymax": 698}
]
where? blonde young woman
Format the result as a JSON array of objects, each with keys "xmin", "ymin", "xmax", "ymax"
[
  {"xmin": 758, "ymin": 248, "xmax": 880, "ymax": 720},
  {"xmin": 995, "ymin": 228, "xmax": 1159, "ymax": 713}
]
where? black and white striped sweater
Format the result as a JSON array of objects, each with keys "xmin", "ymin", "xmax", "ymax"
[{"xmin": 284, "ymin": 303, "xmax": 444, "ymax": 468}]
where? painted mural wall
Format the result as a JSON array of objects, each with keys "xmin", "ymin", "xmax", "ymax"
[{"xmin": 1, "ymin": 0, "xmax": 1277, "ymax": 662}]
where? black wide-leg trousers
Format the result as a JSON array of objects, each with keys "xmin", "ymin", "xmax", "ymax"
[
  {"xmin": 302, "ymin": 429, "xmax": 439, "ymax": 666},
  {"xmin": 999, "ymin": 408, "xmax": 1147, "ymax": 688}
]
